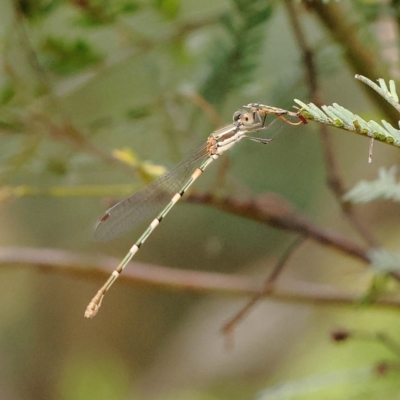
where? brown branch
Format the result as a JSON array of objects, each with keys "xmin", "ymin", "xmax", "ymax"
[
  {"xmin": 188, "ymin": 191, "xmax": 400, "ymax": 284},
  {"xmin": 222, "ymin": 236, "xmax": 307, "ymax": 337},
  {"xmin": 285, "ymin": 0, "xmax": 319, "ymax": 96},
  {"xmin": 187, "ymin": 191, "xmax": 370, "ymax": 264},
  {"xmin": 1, "ymin": 247, "xmax": 400, "ymax": 311}
]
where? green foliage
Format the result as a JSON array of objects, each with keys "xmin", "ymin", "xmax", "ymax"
[
  {"xmin": 357, "ymin": 75, "xmax": 400, "ymax": 113},
  {"xmin": 4, "ymin": 2, "xmax": 400, "ymax": 399},
  {"xmin": 295, "ymin": 100, "xmax": 400, "ymax": 146},
  {"xmin": 360, "ymin": 273, "xmax": 392, "ymax": 305},
  {"xmin": 0, "ymin": 83, "xmax": 14, "ymax": 105},
  {"xmin": 199, "ymin": 0, "xmax": 273, "ymax": 105},
  {"xmin": 125, "ymin": 106, "xmax": 152, "ymax": 120},
  {"xmin": 45, "ymin": 156, "xmax": 69, "ymax": 176},
  {"xmin": 15, "ymin": 0, "xmax": 62, "ymax": 19},
  {"xmin": 295, "ymin": 76, "xmax": 400, "ymax": 147},
  {"xmin": 154, "ymin": 0, "xmax": 180, "ymax": 20},
  {"xmin": 57, "ymin": 353, "xmax": 130, "ymax": 400},
  {"xmin": 72, "ymin": 0, "xmax": 140, "ymax": 25},
  {"xmin": 257, "ymin": 367, "xmax": 400, "ymax": 400},
  {"xmin": 368, "ymin": 248, "xmax": 400, "ymax": 274},
  {"xmin": 353, "ymin": 0, "xmax": 382, "ymax": 23},
  {"xmin": 258, "ymin": 367, "xmax": 368, "ymax": 400},
  {"xmin": 40, "ymin": 37, "xmax": 103, "ymax": 75},
  {"xmin": 343, "ymin": 167, "xmax": 400, "ymax": 204}
]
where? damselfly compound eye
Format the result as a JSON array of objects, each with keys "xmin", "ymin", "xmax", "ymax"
[
  {"xmin": 240, "ymin": 112, "xmax": 254, "ymax": 126},
  {"xmin": 233, "ymin": 111, "xmax": 242, "ymax": 122}
]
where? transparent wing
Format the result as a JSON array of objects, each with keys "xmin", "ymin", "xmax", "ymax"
[{"xmin": 94, "ymin": 143, "xmax": 209, "ymax": 242}]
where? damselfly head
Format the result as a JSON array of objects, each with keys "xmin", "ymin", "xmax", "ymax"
[
  {"xmin": 240, "ymin": 112, "xmax": 256, "ymax": 126},
  {"xmin": 232, "ymin": 110, "xmax": 257, "ymax": 127}
]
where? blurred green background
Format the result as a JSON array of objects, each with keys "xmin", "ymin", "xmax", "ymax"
[{"xmin": 1, "ymin": 0, "xmax": 400, "ymax": 399}]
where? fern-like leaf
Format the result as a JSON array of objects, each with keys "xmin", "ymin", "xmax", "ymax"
[
  {"xmin": 355, "ymin": 74, "xmax": 400, "ymax": 112},
  {"xmin": 199, "ymin": 0, "xmax": 273, "ymax": 105},
  {"xmin": 295, "ymin": 99, "xmax": 400, "ymax": 146},
  {"xmin": 368, "ymin": 248, "xmax": 400, "ymax": 274},
  {"xmin": 294, "ymin": 75, "xmax": 400, "ymax": 147},
  {"xmin": 343, "ymin": 167, "xmax": 400, "ymax": 203}
]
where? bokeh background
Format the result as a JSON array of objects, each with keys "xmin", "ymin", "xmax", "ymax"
[{"xmin": 1, "ymin": 1, "xmax": 400, "ymax": 399}]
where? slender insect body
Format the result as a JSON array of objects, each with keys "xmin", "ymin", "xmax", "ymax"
[{"xmin": 85, "ymin": 103, "xmax": 305, "ymax": 318}]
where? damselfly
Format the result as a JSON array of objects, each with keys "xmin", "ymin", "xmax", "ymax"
[{"xmin": 85, "ymin": 103, "xmax": 305, "ymax": 318}]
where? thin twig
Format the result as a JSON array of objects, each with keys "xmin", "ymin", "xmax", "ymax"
[
  {"xmin": 222, "ymin": 236, "xmax": 307, "ymax": 337},
  {"xmin": 1, "ymin": 247, "xmax": 400, "ymax": 311},
  {"xmin": 12, "ymin": 5, "xmax": 54, "ymax": 100},
  {"xmin": 346, "ymin": 329, "xmax": 400, "ymax": 359},
  {"xmin": 376, "ymin": 332, "xmax": 400, "ymax": 358}
]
